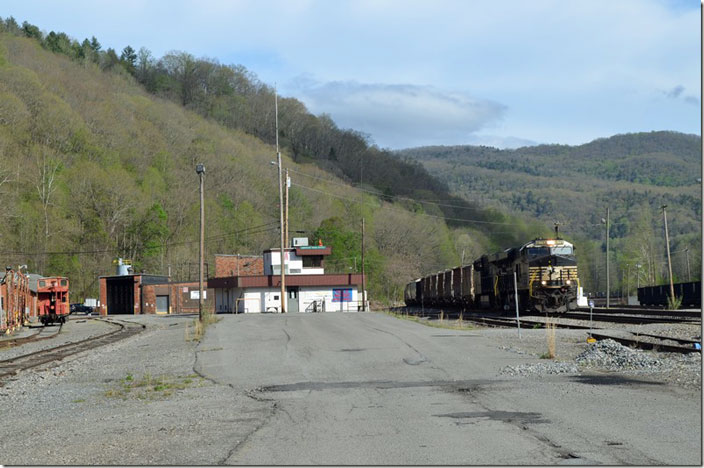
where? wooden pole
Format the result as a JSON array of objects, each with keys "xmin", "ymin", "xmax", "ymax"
[
  {"xmin": 662, "ymin": 205, "xmax": 675, "ymax": 303},
  {"xmin": 198, "ymin": 166, "xmax": 205, "ymax": 322},
  {"xmin": 285, "ymin": 169, "xmax": 290, "ymax": 249},
  {"xmin": 361, "ymin": 217, "xmax": 366, "ymax": 311}
]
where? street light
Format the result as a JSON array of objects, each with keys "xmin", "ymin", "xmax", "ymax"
[
  {"xmin": 196, "ymin": 163, "xmax": 205, "ymax": 322},
  {"xmin": 275, "ymin": 90, "xmax": 286, "ymax": 313}
]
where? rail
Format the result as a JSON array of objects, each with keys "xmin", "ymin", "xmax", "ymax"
[{"xmin": 0, "ymin": 319, "xmax": 144, "ymax": 385}]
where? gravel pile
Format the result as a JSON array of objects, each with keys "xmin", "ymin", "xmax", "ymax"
[
  {"xmin": 501, "ymin": 361, "xmax": 578, "ymax": 376},
  {"xmin": 575, "ymin": 339, "xmax": 662, "ymax": 370}
]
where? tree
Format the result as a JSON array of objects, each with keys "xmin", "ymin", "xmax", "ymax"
[
  {"xmin": 101, "ymin": 48, "xmax": 120, "ymax": 71},
  {"xmin": 120, "ymin": 45, "xmax": 137, "ymax": 74},
  {"xmin": 21, "ymin": 21, "xmax": 42, "ymax": 40}
]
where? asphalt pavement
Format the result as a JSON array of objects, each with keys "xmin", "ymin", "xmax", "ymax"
[{"xmin": 196, "ymin": 312, "xmax": 702, "ymax": 465}]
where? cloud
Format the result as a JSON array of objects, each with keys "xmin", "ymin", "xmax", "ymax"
[
  {"xmin": 665, "ymin": 85, "xmax": 685, "ymax": 99},
  {"xmin": 464, "ymin": 134, "xmax": 540, "ymax": 150},
  {"xmin": 662, "ymin": 85, "xmax": 700, "ymax": 106},
  {"xmin": 287, "ymin": 78, "xmax": 506, "ymax": 149}
]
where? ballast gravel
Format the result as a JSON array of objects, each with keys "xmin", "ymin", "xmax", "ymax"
[
  {"xmin": 0, "ymin": 315, "xmax": 273, "ymax": 466},
  {"xmin": 494, "ymin": 325, "xmax": 701, "ymax": 389}
]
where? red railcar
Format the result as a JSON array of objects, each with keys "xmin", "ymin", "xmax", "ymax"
[
  {"xmin": 37, "ymin": 276, "xmax": 70, "ymax": 325},
  {"xmin": 1, "ymin": 268, "xmax": 31, "ymax": 333}
]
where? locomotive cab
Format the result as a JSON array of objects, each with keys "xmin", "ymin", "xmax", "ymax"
[{"xmin": 520, "ymin": 239, "xmax": 578, "ymax": 313}]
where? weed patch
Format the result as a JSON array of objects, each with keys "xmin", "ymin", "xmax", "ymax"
[
  {"xmin": 103, "ymin": 373, "xmax": 207, "ymax": 401},
  {"xmin": 185, "ymin": 314, "xmax": 221, "ymax": 342},
  {"xmin": 382, "ymin": 310, "xmax": 474, "ymax": 331}
]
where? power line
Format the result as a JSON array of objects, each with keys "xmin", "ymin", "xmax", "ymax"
[
  {"xmin": 0, "ymin": 222, "xmax": 280, "ymax": 257},
  {"xmin": 290, "ymin": 181, "xmax": 520, "ymax": 226},
  {"xmin": 287, "ymin": 167, "xmax": 486, "ymax": 210}
]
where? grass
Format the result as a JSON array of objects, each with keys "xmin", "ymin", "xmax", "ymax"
[
  {"xmin": 667, "ymin": 295, "xmax": 683, "ymax": 310},
  {"xmin": 383, "ymin": 309, "xmax": 475, "ymax": 331},
  {"xmin": 185, "ymin": 313, "xmax": 221, "ymax": 342},
  {"xmin": 543, "ymin": 319, "xmax": 557, "ymax": 359},
  {"xmin": 104, "ymin": 373, "xmax": 206, "ymax": 400}
]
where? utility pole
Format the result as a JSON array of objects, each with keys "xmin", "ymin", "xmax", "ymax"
[
  {"xmin": 602, "ymin": 207, "xmax": 610, "ymax": 308},
  {"xmin": 662, "ymin": 205, "xmax": 675, "ymax": 303},
  {"xmin": 196, "ymin": 163, "xmax": 205, "ymax": 322},
  {"xmin": 685, "ymin": 248, "xmax": 691, "ymax": 282},
  {"xmin": 361, "ymin": 217, "xmax": 366, "ymax": 311},
  {"xmin": 285, "ymin": 169, "xmax": 290, "ymax": 249},
  {"xmin": 275, "ymin": 90, "xmax": 286, "ymax": 313}
]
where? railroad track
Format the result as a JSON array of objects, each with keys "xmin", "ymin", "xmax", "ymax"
[
  {"xmin": 388, "ymin": 306, "xmax": 701, "ymax": 354},
  {"xmin": 575, "ymin": 307, "xmax": 701, "ymax": 320},
  {"xmin": 589, "ymin": 332, "xmax": 701, "ymax": 354},
  {"xmin": 0, "ymin": 319, "xmax": 145, "ymax": 385},
  {"xmin": 0, "ymin": 324, "xmax": 63, "ymax": 349},
  {"xmin": 394, "ymin": 305, "xmax": 700, "ymax": 325}
]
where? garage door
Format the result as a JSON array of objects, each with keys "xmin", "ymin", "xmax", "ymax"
[{"xmin": 156, "ymin": 295, "xmax": 169, "ymax": 314}]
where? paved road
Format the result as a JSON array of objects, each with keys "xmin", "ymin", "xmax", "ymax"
[{"xmin": 197, "ymin": 312, "xmax": 701, "ymax": 465}]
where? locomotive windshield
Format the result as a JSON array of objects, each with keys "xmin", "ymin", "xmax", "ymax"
[
  {"xmin": 551, "ymin": 245, "xmax": 573, "ymax": 255},
  {"xmin": 525, "ymin": 245, "xmax": 573, "ymax": 256},
  {"xmin": 526, "ymin": 247, "xmax": 550, "ymax": 256}
]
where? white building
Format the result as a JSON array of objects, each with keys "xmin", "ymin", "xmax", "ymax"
[{"xmin": 208, "ymin": 241, "xmax": 366, "ymax": 313}]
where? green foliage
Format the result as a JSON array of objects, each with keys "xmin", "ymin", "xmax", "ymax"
[
  {"xmin": 667, "ymin": 295, "xmax": 683, "ymax": 310},
  {"xmin": 399, "ymin": 133, "xmax": 702, "ymax": 293}
]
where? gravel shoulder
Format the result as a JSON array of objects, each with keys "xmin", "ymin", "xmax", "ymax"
[
  {"xmin": 0, "ymin": 315, "xmax": 269, "ymax": 465},
  {"xmin": 0, "ymin": 316, "xmax": 118, "ymax": 360}
]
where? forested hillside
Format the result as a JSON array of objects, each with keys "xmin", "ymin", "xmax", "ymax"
[
  {"xmin": 398, "ymin": 132, "xmax": 702, "ymax": 294},
  {"xmin": 0, "ymin": 18, "xmax": 550, "ymax": 302}
]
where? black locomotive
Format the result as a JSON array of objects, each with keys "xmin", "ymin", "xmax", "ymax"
[{"xmin": 405, "ymin": 238, "xmax": 580, "ymax": 314}]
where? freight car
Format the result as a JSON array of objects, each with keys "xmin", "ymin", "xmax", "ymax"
[
  {"xmin": 637, "ymin": 281, "xmax": 701, "ymax": 308},
  {"xmin": 405, "ymin": 237, "xmax": 579, "ymax": 314},
  {"xmin": 1, "ymin": 267, "xmax": 31, "ymax": 333},
  {"xmin": 36, "ymin": 276, "xmax": 70, "ymax": 325}
]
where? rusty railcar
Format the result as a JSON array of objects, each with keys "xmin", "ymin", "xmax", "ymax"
[{"xmin": 1, "ymin": 267, "xmax": 31, "ymax": 334}]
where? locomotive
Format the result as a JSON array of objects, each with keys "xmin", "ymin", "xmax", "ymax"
[{"xmin": 404, "ymin": 238, "xmax": 579, "ymax": 314}]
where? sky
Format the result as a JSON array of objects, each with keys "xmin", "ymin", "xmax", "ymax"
[{"xmin": 1, "ymin": 0, "xmax": 701, "ymax": 149}]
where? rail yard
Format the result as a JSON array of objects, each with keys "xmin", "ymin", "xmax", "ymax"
[{"xmin": 0, "ymin": 306, "xmax": 700, "ymax": 465}]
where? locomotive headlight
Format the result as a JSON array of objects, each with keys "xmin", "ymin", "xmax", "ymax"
[
  {"xmin": 566, "ymin": 280, "xmax": 571, "ymax": 285},
  {"xmin": 541, "ymin": 280, "xmax": 547, "ymax": 285}
]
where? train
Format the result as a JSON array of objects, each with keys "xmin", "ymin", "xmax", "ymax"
[
  {"xmin": 1, "ymin": 267, "xmax": 31, "ymax": 333},
  {"xmin": 637, "ymin": 281, "xmax": 701, "ymax": 308},
  {"xmin": 1, "ymin": 268, "xmax": 70, "ymax": 333},
  {"xmin": 405, "ymin": 238, "xmax": 579, "ymax": 314},
  {"xmin": 36, "ymin": 276, "xmax": 70, "ymax": 325}
]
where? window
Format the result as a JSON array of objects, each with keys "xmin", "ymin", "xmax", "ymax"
[
  {"xmin": 39, "ymin": 280, "xmax": 45, "ymax": 288},
  {"xmin": 332, "ymin": 288, "xmax": 352, "ymax": 302},
  {"xmin": 551, "ymin": 246, "xmax": 573, "ymax": 255},
  {"xmin": 526, "ymin": 247, "xmax": 549, "ymax": 257},
  {"xmin": 61, "ymin": 279, "xmax": 68, "ymax": 287},
  {"xmin": 303, "ymin": 256, "xmax": 322, "ymax": 268}
]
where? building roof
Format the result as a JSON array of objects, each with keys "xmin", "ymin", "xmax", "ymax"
[{"xmin": 208, "ymin": 273, "xmax": 364, "ymax": 289}]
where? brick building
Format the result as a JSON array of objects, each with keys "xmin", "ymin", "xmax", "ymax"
[
  {"xmin": 209, "ymin": 240, "xmax": 367, "ymax": 313},
  {"xmin": 214, "ymin": 254, "xmax": 263, "ymax": 277},
  {"xmin": 98, "ymin": 274, "xmax": 214, "ymax": 315}
]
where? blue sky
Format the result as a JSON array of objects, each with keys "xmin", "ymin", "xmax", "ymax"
[{"xmin": 1, "ymin": 0, "xmax": 700, "ymax": 149}]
